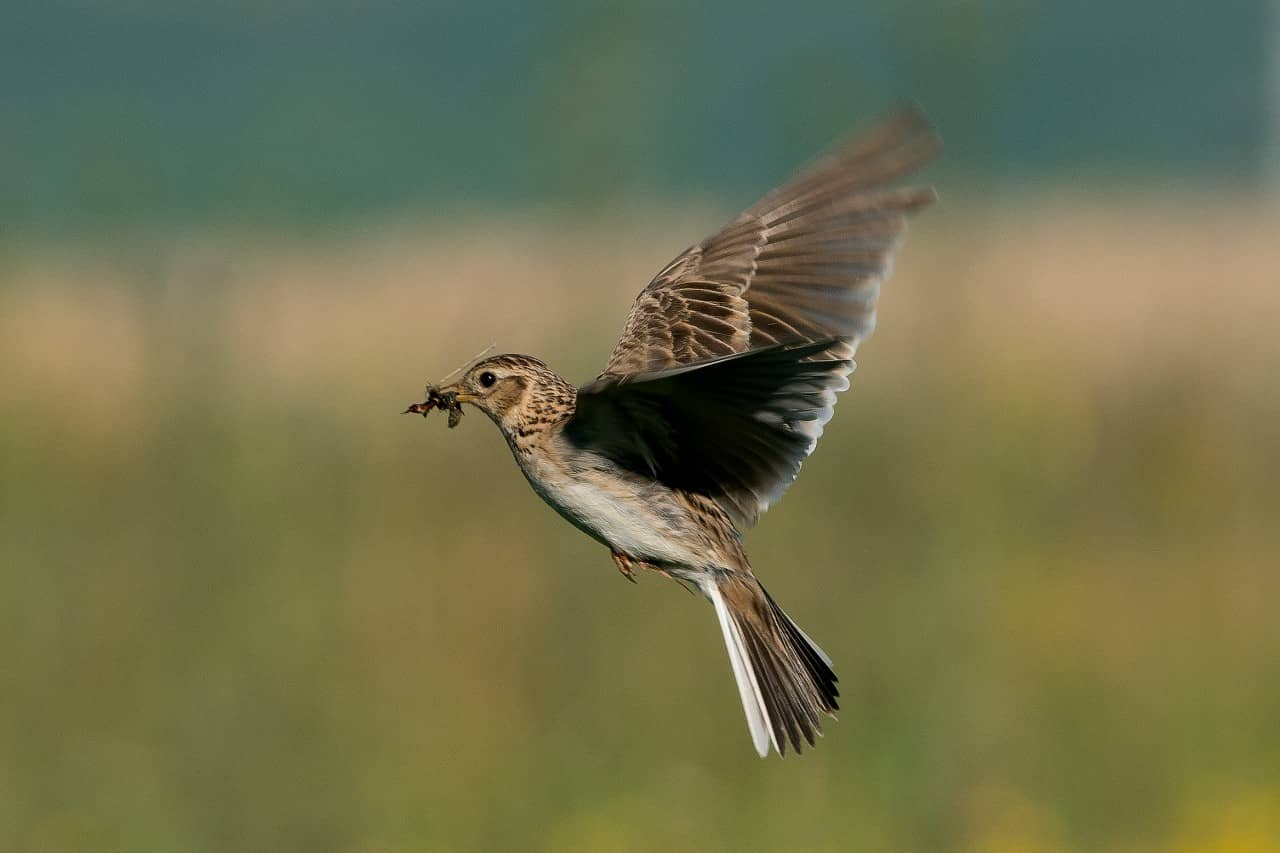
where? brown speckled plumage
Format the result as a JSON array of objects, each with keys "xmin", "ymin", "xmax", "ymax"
[{"xmin": 406, "ymin": 107, "xmax": 938, "ymax": 757}]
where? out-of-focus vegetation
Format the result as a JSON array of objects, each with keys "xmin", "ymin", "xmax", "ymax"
[
  {"xmin": 2, "ymin": 199, "xmax": 1278, "ymax": 851},
  {"xmin": 3, "ymin": 0, "xmax": 1278, "ymax": 847},
  {"xmin": 0, "ymin": 0, "xmax": 1271, "ymax": 230}
]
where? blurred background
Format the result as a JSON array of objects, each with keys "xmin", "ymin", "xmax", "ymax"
[{"xmin": 2, "ymin": 1, "xmax": 1278, "ymax": 851}]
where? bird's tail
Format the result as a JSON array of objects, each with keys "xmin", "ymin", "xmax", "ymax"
[{"xmin": 706, "ymin": 572, "xmax": 839, "ymax": 757}]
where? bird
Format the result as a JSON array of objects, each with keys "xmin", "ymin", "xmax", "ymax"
[{"xmin": 404, "ymin": 108, "xmax": 939, "ymax": 757}]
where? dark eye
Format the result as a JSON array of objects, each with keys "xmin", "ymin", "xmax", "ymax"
[{"xmin": 479, "ymin": 371, "xmax": 497, "ymax": 388}]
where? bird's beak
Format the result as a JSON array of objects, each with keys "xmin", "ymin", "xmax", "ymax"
[{"xmin": 432, "ymin": 383, "xmax": 475, "ymax": 405}]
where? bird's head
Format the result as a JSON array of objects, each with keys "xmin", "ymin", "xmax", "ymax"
[{"xmin": 405, "ymin": 353, "xmax": 576, "ymax": 437}]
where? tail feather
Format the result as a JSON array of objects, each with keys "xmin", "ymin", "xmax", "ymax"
[
  {"xmin": 710, "ymin": 588, "xmax": 773, "ymax": 756},
  {"xmin": 707, "ymin": 574, "xmax": 839, "ymax": 757}
]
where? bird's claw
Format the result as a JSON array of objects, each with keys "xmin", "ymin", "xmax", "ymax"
[
  {"xmin": 611, "ymin": 552, "xmax": 639, "ymax": 583},
  {"xmin": 609, "ymin": 552, "xmax": 693, "ymax": 594}
]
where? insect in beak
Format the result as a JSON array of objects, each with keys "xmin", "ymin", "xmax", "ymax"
[{"xmin": 402, "ymin": 386, "xmax": 467, "ymax": 428}]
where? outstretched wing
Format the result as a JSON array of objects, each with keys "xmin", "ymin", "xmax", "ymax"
[
  {"xmin": 599, "ymin": 106, "xmax": 939, "ymax": 379},
  {"xmin": 570, "ymin": 340, "xmax": 853, "ymax": 530}
]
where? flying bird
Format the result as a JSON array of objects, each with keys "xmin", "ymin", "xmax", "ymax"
[{"xmin": 405, "ymin": 108, "xmax": 939, "ymax": 756}]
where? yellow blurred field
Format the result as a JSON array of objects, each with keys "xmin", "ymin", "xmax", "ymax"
[{"xmin": 2, "ymin": 197, "xmax": 1278, "ymax": 851}]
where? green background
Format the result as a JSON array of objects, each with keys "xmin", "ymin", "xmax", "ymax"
[{"xmin": 2, "ymin": 2, "xmax": 1278, "ymax": 850}]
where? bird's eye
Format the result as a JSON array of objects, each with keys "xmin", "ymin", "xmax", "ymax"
[{"xmin": 479, "ymin": 371, "xmax": 497, "ymax": 388}]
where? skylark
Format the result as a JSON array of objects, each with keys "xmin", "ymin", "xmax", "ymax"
[{"xmin": 406, "ymin": 108, "xmax": 938, "ymax": 756}]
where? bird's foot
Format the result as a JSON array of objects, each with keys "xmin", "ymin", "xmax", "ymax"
[
  {"xmin": 611, "ymin": 551, "xmax": 639, "ymax": 583},
  {"xmin": 611, "ymin": 552, "xmax": 695, "ymax": 594}
]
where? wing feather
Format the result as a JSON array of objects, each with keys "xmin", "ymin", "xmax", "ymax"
[
  {"xmin": 599, "ymin": 106, "xmax": 939, "ymax": 379},
  {"xmin": 571, "ymin": 340, "xmax": 853, "ymax": 529},
  {"xmin": 580, "ymin": 108, "xmax": 938, "ymax": 525}
]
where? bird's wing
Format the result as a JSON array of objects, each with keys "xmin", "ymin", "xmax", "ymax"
[
  {"xmin": 598, "ymin": 106, "xmax": 940, "ymax": 380},
  {"xmin": 569, "ymin": 339, "xmax": 853, "ymax": 530}
]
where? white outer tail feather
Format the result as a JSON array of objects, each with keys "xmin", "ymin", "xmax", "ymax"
[{"xmin": 707, "ymin": 581, "xmax": 777, "ymax": 757}]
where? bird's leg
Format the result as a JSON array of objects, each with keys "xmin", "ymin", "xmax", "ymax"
[
  {"xmin": 611, "ymin": 551, "xmax": 639, "ymax": 583},
  {"xmin": 611, "ymin": 551, "xmax": 696, "ymax": 595}
]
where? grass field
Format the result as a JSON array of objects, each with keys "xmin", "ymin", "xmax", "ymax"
[{"xmin": 2, "ymin": 197, "xmax": 1278, "ymax": 851}]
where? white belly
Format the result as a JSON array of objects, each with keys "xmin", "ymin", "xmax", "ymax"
[{"xmin": 514, "ymin": 446, "xmax": 702, "ymax": 566}]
